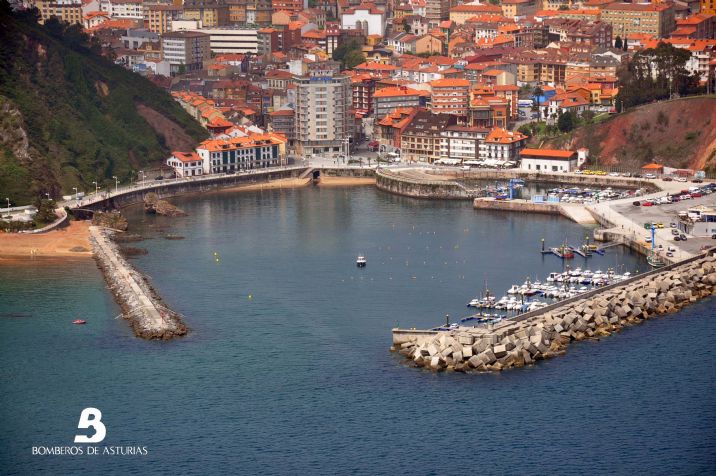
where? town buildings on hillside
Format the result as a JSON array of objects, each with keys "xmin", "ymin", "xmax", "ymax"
[{"xmin": 22, "ymin": 0, "xmax": 716, "ymax": 170}]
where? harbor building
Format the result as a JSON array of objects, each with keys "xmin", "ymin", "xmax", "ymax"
[{"xmin": 520, "ymin": 148, "xmax": 578, "ymax": 172}]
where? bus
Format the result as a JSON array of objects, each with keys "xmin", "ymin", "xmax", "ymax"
[{"xmin": 518, "ymin": 99, "xmax": 533, "ymax": 107}]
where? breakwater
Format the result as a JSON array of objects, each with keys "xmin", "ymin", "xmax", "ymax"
[
  {"xmin": 391, "ymin": 251, "xmax": 716, "ymax": 372},
  {"xmin": 89, "ymin": 226, "xmax": 187, "ymax": 339}
]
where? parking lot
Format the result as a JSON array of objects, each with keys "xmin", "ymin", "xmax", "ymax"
[{"xmin": 612, "ymin": 190, "xmax": 716, "ymax": 255}]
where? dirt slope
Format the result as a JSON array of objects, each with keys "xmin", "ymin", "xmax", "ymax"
[{"xmin": 549, "ymin": 97, "xmax": 716, "ymax": 172}]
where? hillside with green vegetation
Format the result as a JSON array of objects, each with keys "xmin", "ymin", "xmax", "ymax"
[{"xmin": 0, "ymin": 2, "xmax": 208, "ymax": 205}]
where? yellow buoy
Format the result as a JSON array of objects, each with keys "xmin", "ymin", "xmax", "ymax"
[{"xmin": 248, "ymin": 294, "xmax": 253, "ymax": 299}]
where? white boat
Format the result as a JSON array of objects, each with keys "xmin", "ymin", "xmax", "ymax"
[
  {"xmin": 507, "ymin": 285, "xmax": 520, "ymax": 294},
  {"xmin": 356, "ymin": 255, "xmax": 366, "ymax": 267}
]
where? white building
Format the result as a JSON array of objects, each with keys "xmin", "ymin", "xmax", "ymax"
[
  {"xmin": 340, "ymin": 3, "xmax": 386, "ymax": 37},
  {"xmin": 195, "ymin": 134, "xmax": 286, "ymax": 174},
  {"xmin": 439, "ymin": 126, "xmax": 490, "ymax": 162},
  {"xmin": 519, "ymin": 148, "xmax": 578, "ymax": 173},
  {"xmin": 196, "ymin": 27, "xmax": 259, "ymax": 54},
  {"xmin": 167, "ymin": 151, "xmax": 204, "ymax": 177},
  {"xmin": 108, "ymin": 0, "xmax": 143, "ymax": 19},
  {"xmin": 478, "ymin": 127, "xmax": 527, "ymax": 162}
]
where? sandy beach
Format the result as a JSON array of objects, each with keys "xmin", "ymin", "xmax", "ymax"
[
  {"xmin": 317, "ymin": 176, "xmax": 376, "ymax": 186},
  {"xmin": 220, "ymin": 177, "xmax": 312, "ymax": 193},
  {"xmin": 0, "ymin": 221, "xmax": 92, "ymax": 263}
]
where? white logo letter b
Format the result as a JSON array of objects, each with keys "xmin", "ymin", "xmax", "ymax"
[{"xmin": 74, "ymin": 407, "xmax": 106, "ymax": 443}]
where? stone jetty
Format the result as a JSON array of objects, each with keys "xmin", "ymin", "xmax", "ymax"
[
  {"xmin": 391, "ymin": 251, "xmax": 716, "ymax": 372},
  {"xmin": 89, "ymin": 225, "xmax": 187, "ymax": 339}
]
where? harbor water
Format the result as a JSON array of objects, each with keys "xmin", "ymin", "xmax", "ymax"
[{"xmin": 1, "ymin": 186, "xmax": 714, "ymax": 474}]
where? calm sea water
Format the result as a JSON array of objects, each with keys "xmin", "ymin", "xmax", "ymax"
[{"xmin": 1, "ymin": 186, "xmax": 714, "ymax": 475}]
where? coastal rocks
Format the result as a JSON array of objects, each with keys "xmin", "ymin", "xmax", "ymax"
[
  {"xmin": 92, "ymin": 210, "xmax": 128, "ymax": 231},
  {"xmin": 392, "ymin": 252, "xmax": 716, "ymax": 373},
  {"xmin": 143, "ymin": 192, "xmax": 186, "ymax": 217}
]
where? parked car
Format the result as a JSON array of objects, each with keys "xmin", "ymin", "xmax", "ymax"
[
  {"xmin": 663, "ymin": 177, "xmax": 673, "ymax": 182},
  {"xmin": 680, "ymin": 234, "xmax": 687, "ymax": 241},
  {"xmin": 676, "ymin": 177, "xmax": 687, "ymax": 182},
  {"xmin": 712, "ymin": 234, "xmax": 716, "ymax": 239},
  {"xmin": 693, "ymin": 178, "xmax": 703, "ymax": 183},
  {"xmin": 674, "ymin": 236, "xmax": 681, "ymax": 241},
  {"xmin": 692, "ymin": 192, "xmax": 703, "ymax": 198},
  {"xmin": 642, "ymin": 201, "xmax": 654, "ymax": 207},
  {"xmin": 656, "ymin": 222, "xmax": 664, "ymax": 228},
  {"xmin": 632, "ymin": 201, "xmax": 641, "ymax": 206},
  {"xmin": 670, "ymin": 222, "xmax": 677, "ymax": 228},
  {"xmin": 666, "ymin": 252, "xmax": 674, "ymax": 257},
  {"xmin": 644, "ymin": 173, "xmax": 657, "ymax": 179},
  {"xmin": 668, "ymin": 246, "xmax": 676, "ymax": 252}
]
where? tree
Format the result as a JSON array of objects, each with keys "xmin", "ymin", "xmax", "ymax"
[
  {"xmin": 533, "ymin": 85, "xmax": 544, "ymax": 121},
  {"xmin": 33, "ymin": 198, "xmax": 57, "ymax": 225},
  {"xmin": 623, "ymin": 38, "xmax": 628, "ymax": 51},
  {"xmin": 616, "ymin": 41, "xmax": 699, "ymax": 109},
  {"xmin": 614, "ymin": 36, "xmax": 623, "ymax": 49},
  {"xmin": 343, "ymin": 50, "xmax": 365, "ymax": 70},
  {"xmin": 402, "ymin": 18, "xmax": 410, "ymax": 33},
  {"xmin": 557, "ymin": 111, "xmax": 575, "ymax": 133}
]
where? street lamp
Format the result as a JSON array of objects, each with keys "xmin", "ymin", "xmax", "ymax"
[
  {"xmin": 5, "ymin": 197, "xmax": 9, "ymax": 211},
  {"xmin": 45, "ymin": 193, "xmax": 50, "ymax": 200},
  {"xmin": 139, "ymin": 170, "xmax": 146, "ymax": 184},
  {"xmin": 92, "ymin": 181, "xmax": 98, "ymax": 195},
  {"xmin": 73, "ymin": 187, "xmax": 78, "ymax": 200},
  {"xmin": 113, "ymin": 175, "xmax": 119, "ymax": 193}
]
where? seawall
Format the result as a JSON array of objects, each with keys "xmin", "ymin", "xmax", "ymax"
[
  {"xmin": 375, "ymin": 169, "xmax": 472, "ymax": 199},
  {"xmin": 73, "ymin": 167, "xmax": 306, "ymax": 211},
  {"xmin": 89, "ymin": 226, "xmax": 187, "ymax": 339},
  {"xmin": 391, "ymin": 251, "xmax": 716, "ymax": 372}
]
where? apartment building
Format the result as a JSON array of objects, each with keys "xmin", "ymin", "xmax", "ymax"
[
  {"xmin": 430, "ymin": 78, "xmax": 471, "ymax": 116},
  {"xmin": 33, "ymin": 0, "xmax": 82, "ymax": 25},
  {"xmin": 161, "ymin": 31, "xmax": 211, "ymax": 75},
  {"xmin": 601, "ymin": 2, "xmax": 676, "ymax": 38},
  {"xmin": 294, "ymin": 62, "xmax": 352, "ymax": 156}
]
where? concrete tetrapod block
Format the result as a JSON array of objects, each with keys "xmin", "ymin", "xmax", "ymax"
[
  {"xmin": 493, "ymin": 344, "xmax": 508, "ymax": 358},
  {"xmin": 458, "ymin": 334, "xmax": 474, "ymax": 345}
]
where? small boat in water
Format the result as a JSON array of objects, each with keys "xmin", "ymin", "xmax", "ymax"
[
  {"xmin": 72, "ymin": 319, "xmax": 86, "ymax": 325},
  {"xmin": 356, "ymin": 255, "xmax": 366, "ymax": 267}
]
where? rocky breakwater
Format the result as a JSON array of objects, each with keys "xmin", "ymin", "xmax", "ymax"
[
  {"xmin": 143, "ymin": 192, "xmax": 186, "ymax": 216},
  {"xmin": 391, "ymin": 252, "xmax": 716, "ymax": 372},
  {"xmin": 89, "ymin": 226, "xmax": 187, "ymax": 339}
]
